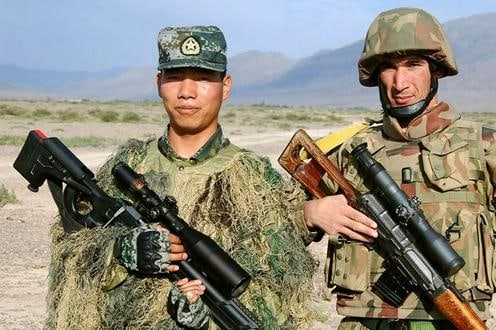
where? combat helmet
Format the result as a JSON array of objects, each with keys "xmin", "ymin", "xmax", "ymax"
[{"xmin": 358, "ymin": 7, "xmax": 458, "ymax": 119}]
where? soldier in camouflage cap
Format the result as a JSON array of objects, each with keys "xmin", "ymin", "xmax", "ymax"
[
  {"xmin": 46, "ymin": 25, "xmax": 315, "ymax": 329},
  {"xmin": 301, "ymin": 7, "xmax": 496, "ymax": 329}
]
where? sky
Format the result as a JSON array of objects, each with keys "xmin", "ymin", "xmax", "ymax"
[{"xmin": 2, "ymin": 0, "xmax": 496, "ymax": 72}]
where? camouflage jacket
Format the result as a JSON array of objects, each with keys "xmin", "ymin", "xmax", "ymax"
[
  {"xmin": 45, "ymin": 126, "xmax": 314, "ymax": 329},
  {"xmin": 323, "ymin": 103, "xmax": 496, "ymax": 320}
]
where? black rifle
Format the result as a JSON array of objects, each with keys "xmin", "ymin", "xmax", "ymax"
[
  {"xmin": 13, "ymin": 130, "xmax": 261, "ymax": 330},
  {"xmin": 279, "ymin": 129, "xmax": 487, "ymax": 330}
]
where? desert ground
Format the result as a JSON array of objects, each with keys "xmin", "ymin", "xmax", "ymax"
[{"xmin": 1, "ymin": 100, "xmax": 495, "ymax": 329}]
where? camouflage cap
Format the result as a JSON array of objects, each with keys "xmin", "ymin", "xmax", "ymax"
[
  {"xmin": 157, "ymin": 25, "xmax": 227, "ymax": 72},
  {"xmin": 358, "ymin": 7, "xmax": 458, "ymax": 86}
]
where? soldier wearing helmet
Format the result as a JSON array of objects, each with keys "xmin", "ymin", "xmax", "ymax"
[
  {"xmin": 358, "ymin": 7, "xmax": 458, "ymax": 121},
  {"xmin": 302, "ymin": 7, "xmax": 496, "ymax": 329}
]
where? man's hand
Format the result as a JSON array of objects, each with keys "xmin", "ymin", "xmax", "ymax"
[
  {"xmin": 117, "ymin": 223, "xmax": 188, "ymax": 274},
  {"xmin": 175, "ymin": 278, "xmax": 206, "ymax": 304},
  {"xmin": 163, "ymin": 227, "xmax": 187, "ymax": 272},
  {"xmin": 303, "ymin": 194, "xmax": 378, "ymax": 242}
]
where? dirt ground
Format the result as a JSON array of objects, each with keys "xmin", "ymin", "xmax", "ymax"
[{"xmin": 1, "ymin": 118, "xmax": 495, "ymax": 329}]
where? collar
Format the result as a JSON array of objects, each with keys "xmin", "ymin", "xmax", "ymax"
[
  {"xmin": 382, "ymin": 102, "xmax": 461, "ymax": 141},
  {"xmin": 158, "ymin": 125, "xmax": 230, "ymax": 166}
]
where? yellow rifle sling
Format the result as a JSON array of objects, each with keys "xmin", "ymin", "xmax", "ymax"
[{"xmin": 300, "ymin": 121, "xmax": 371, "ymax": 160}]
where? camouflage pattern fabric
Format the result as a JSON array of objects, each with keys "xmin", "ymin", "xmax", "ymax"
[
  {"xmin": 168, "ymin": 283, "xmax": 209, "ymax": 329},
  {"xmin": 323, "ymin": 103, "xmax": 496, "ymax": 321},
  {"xmin": 157, "ymin": 26, "xmax": 227, "ymax": 72},
  {"xmin": 358, "ymin": 7, "xmax": 458, "ymax": 86},
  {"xmin": 45, "ymin": 127, "xmax": 315, "ymax": 329},
  {"xmin": 117, "ymin": 223, "xmax": 172, "ymax": 274},
  {"xmin": 46, "ymin": 222, "xmax": 183, "ymax": 329},
  {"xmin": 338, "ymin": 317, "xmax": 457, "ymax": 330}
]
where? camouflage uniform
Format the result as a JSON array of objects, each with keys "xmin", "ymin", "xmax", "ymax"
[
  {"xmin": 319, "ymin": 8, "xmax": 496, "ymax": 329},
  {"xmin": 94, "ymin": 127, "xmax": 315, "ymax": 329},
  {"xmin": 45, "ymin": 25, "xmax": 314, "ymax": 329},
  {"xmin": 326, "ymin": 105, "xmax": 496, "ymax": 328}
]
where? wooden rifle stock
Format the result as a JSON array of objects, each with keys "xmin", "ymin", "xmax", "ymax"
[
  {"xmin": 434, "ymin": 289, "xmax": 487, "ymax": 330},
  {"xmin": 278, "ymin": 129, "xmax": 357, "ymax": 200},
  {"xmin": 278, "ymin": 129, "xmax": 488, "ymax": 330}
]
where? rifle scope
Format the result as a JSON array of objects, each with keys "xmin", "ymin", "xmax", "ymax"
[
  {"xmin": 112, "ymin": 162, "xmax": 251, "ymax": 298},
  {"xmin": 351, "ymin": 143, "xmax": 465, "ymax": 277}
]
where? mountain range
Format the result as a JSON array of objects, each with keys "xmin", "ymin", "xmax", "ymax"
[{"xmin": 1, "ymin": 12, "xmax": 495, "ymax": 111}]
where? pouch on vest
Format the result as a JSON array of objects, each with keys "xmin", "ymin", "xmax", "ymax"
[
  {"xmin": 326, "ymin": 240, "xmax": 370, "ymax": 292},
  {"xmin": 478, "ymin": 211, "xmax": 496, "ymax": 296},
  {"xmin": 446, "ymin": 209, "xmax": 496, "ymax": 299},
  {"xmin": 421, "ymin": 134, "xmax": 469, "ymax": 191}
]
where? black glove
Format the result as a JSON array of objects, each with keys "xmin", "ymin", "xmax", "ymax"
[{"xmin": 116, "ymin": 223, "xmax": 171, "ymax": 274}]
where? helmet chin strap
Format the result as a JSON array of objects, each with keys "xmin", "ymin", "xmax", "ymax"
[{"xmin": 379, "ymin": 75, "xmax": 438, "ymax": 121}]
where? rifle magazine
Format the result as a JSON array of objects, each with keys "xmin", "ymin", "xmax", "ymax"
[{"xmin": 373, "ymin": 259, "xmax": 416, "ymax": 307}]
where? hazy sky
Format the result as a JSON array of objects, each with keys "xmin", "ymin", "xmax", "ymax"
[{"xmin": 2, "ymin": 0, "xmax": 495, "ymax": 72}]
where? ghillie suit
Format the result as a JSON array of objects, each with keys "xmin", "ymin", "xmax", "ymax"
[{"xmin": 46, "ymin": 132, "xmax": 315, "ymax": 329}]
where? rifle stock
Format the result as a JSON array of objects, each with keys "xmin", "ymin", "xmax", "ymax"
[
  {"xmin": 278, "ymin": 129, "xmax": 356, "ymax": 200},
  {"xmin": 278, "ymin": 129, "xmax": 487, "ymax": 330},
  {"xmin": 434, "ymin": 289, "xmax": 487, "ymax": 330}
]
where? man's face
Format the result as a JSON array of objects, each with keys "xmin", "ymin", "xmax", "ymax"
[
  {"xmin": 157, "ymin": 67, "xmax": 231, "ymax": 136},
  {"xmin": 378, "ymin": 56, "xmax": 432, "ymax": 108}
]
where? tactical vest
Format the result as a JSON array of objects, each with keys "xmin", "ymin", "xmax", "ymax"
[{"xmin": 325, "ymin": 119, "xmax": 496, "ymax": 320}]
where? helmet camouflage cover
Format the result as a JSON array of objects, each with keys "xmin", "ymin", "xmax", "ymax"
[{"xmin": 358, "ymin": 7, "xmax": 458, "ymax": 86}]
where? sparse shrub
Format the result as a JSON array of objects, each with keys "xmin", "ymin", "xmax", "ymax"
[
  {"xmin": 285, "ymin": 113, "xmax": 311, "ymax": 121},
  {"xmin": 0, "ymin": 134, "xmax": 119, "ymax": 148},
  {"xmin": 99, "ymin": 110, "xmax": 119, "ymax": 122},
  {"xmin": 220, "ymin": 110, "xmax": 236, "ymax": 124},
  {"xmin": 57, "ymin": 109, "xmax": 83, "ymax": 122},
  {"xmin": 63, "ymin": 136, "xmax": 120, "ymax": 148},
  {"xmin": 136, "ymin": 100, "xmax": 161, "ymax": 107},
  {"xmin": 0, "ymin": 184, "xmax": 18, "ymax": 207},
  {"xmin": 268, "ymin": 114, "xmax": 282, "ymax": 120},
  {"xmin": 221, "ymin": 111, "xmax": 236, "ymax": 118},
  {"xmin": 0, "ymin": 104, "xmax": 28, "ymax": 116},
  {"xmin": 121, "ymin": 111, "xmax": 141, "ymax": 122},
  {"xmin": 32, "ymin": 108, "xmax": 52, "ymax": 118},
  {"xmin": 326, "ymin": 114, "xmax": 343, "ymax": 122},
  {"xmin": 88, "ymin": 109, "xmax": 102, "ymax": 118}
]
